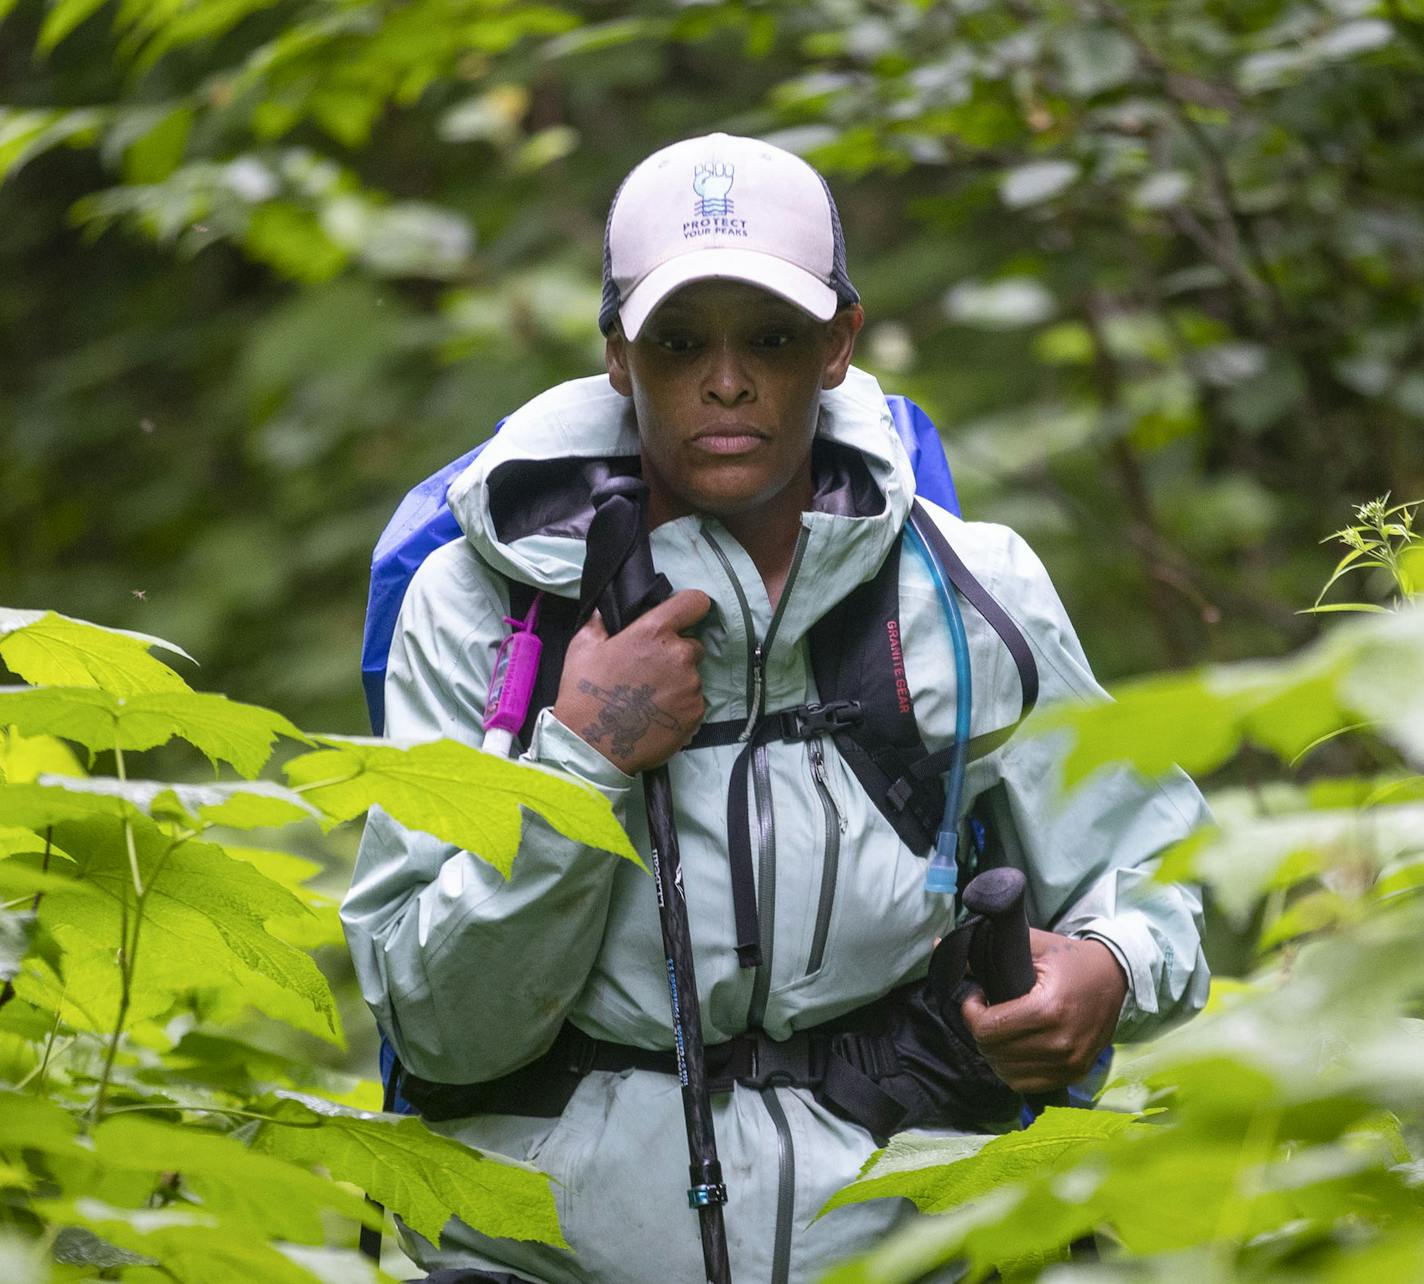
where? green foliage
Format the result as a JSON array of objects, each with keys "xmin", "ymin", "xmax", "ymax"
[
  {"xmin": 285, "ymin": 735, "xmax": 642, "ymax": 876},
  {"xmin": 8, "ymin": 0, "xmax": 1424, "ymax": 730},
  {"xmin": 1309, "ymin": 495, "xmax": 1424, "ymax": 614},
  {"xmin": 0, "ymin": 608, "xmax": 626, "ymax": 1277},
  {"xmin": 820, "ymin": 600, "xmax": 1424, "ymax": 1281},
  {"xmin": 5, "ymin": 0, "xmax": 1424, "ymax": 1276}
]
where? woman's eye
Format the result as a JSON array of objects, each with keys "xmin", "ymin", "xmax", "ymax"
[
  {"xmin": 755, "ymin": 331, "xmax": 793, "ymax": 350},
  {"xmin": 656, "ymin": 334, "xmax": 698, "ymax": 353}
]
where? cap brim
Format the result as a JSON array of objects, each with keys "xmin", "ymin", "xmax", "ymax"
[{"xmin": 619, "ymin": 249, "xmax": 839, "ymax": 340}]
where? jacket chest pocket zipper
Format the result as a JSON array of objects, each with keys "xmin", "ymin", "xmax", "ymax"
[{"xmin": 805, "ymin": 737, "xmax": 844, "ymax": 976}]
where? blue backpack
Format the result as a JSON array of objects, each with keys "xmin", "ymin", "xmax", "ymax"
[{"xmin": 360, "ymin": 394, "xmax": 959, "ymax": 735}]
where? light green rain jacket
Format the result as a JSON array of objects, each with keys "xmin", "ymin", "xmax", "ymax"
[{"xmin": 341, "ymin": 366, "xmax": 1210, "ymax": 1284}]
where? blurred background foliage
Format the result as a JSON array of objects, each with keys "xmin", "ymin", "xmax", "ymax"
[{"xmin": 4, "ymin": 0, "xmax": 1424, "ymax": 734}]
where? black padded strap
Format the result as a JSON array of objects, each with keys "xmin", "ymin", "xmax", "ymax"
[
  {"xmin": 686, "ymin": 718, "xmax": 748, "ymax": 750},
  {"xmin": 808, "ymin": 538, "xmax": 945, "ymax": 854},
  {"xmin": 724, "ymin": 720, "xmax": 780, "ymax": 968}
]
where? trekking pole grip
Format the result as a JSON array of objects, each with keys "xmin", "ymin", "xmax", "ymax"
[{"xmin": 962, "ymin": 867, "xmax": 1036, "ymax": 1005}]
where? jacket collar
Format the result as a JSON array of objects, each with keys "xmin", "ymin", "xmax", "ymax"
[{"xmin": 446, "ymin": 366, "xmax": 914, "ymax": 631}]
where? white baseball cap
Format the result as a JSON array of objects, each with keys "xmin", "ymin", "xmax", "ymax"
[{"xmin": 598, "ymin": 132, "xmax": 860, "ymax": 340}]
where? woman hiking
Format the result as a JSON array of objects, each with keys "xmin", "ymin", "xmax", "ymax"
[{"xmin": 342, "ymin": 132, "xmax": 1209, "ymax": 1283}]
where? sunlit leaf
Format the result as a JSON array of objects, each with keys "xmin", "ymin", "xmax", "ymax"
[
  {"xmin": 22, "ymin": 815, "xmax": 338, "ymax": 1043},
  {"xmin": 40, "ymin": 775, "xmax": 322, "ymax": 831},
  {"xmin": 90, "ymin": 1115, "xmax": 378, "ymax": 1240},
  {"xmin": 824, "ymin": 1108, "xmax": 1138, "ymax": 1217},
  {"xmin": 35, "ymin": 1199, "xmax": 324, "ymax": 1284},
  {"xmin": 0, "ymin": 611, "xmax": 191, "ymax": 697},
  {"xmin": 0, "ymin": 728, "xmax": 84, "ymax": 784},
  {"xmin": 38, "ymin": 0, "xmax": 110, "ymax": 51},
  {"xmin": 284, "ymin": 735, "xmax": 639, "ymax": 876},
  {"xmin": 0, "ymin": 687, "xmax": 305, "ymax": 776},
  {"xmin": 253, "ymin": 1094, "xmax": 566, "ymax": 1248}
]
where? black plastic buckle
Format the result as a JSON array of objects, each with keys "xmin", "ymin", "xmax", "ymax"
[
  {"xmin": 785, "ymin": 700, "xmax": 864, "ymax": 740},
  {"xmin": 739, "ymin": 1033, "xmax": 819, "ymax": 1091}
]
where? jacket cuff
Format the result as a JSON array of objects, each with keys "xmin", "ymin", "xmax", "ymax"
[
  {"xmin": 1074, "ymin": 923, "xmax": 1150, "ymax": 1034},
  {"xmin": 526, "ymin": 706, "xmax": 637, "ymax": 800}
]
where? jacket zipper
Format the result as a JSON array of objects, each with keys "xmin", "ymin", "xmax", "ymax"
[
  {"xmin": 700, "ymin": 530, "xmax": 759, "ymax": 739},
  {"xmin": 745, "ymin": 526, "xmax": 810, "ymax": 1032},
  {"xmin": 760, "ymin": 1085, "xmax": 796, "ymax": 1284},
  {"xmin": 804, "ymin": 736, "xmax": 845, "ymax": 976},
  {"xmin": 703, "ymin": 523, "xmax": 810, "ymax": 1284}
]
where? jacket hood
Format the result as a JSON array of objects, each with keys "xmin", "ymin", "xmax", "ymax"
[{"xmin": 446, "ymin": 365, "xmax": 915, "ymax": 613}]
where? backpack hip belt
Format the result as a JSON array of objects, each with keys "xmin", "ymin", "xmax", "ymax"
[{"xmin": 394, "ymin": 944, "xmax": 1022, "ymax": 1145}]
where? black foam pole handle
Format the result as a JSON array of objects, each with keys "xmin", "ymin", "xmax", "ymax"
[{"xmin": 962, "ymin": 866, "xmax": 1036, "ymax": 1005}]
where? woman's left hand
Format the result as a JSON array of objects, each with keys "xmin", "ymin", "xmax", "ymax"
[{"xmin": 959, "ymin": 929, "xmax": 1127, "ymax": 1093}]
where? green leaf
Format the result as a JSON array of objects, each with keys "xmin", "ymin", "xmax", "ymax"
[
  {"xmin": 1158, "ymin": 804, "xmax": 1424, "ymax": 925},
  {"xmin": 1056, "ymin": 25, "xmax": 1137, "ymax": 97},
  {"xmin": 0, "ymin": 686, "xmax": 306, "ymax": 777},
  {"xmin": 36, "ymin": 1199, "xmax": 328, "ymax": 1284},
  {"xmin": 1030, "ymin": 610, "xmax": 1424, "ymax": 786},
  {"xmin": 90, "ymin": 1115, "xmax": 379, "ymax": 1240},
  {"xmin": 0, "ymin": 1088, "xmax": 85, "ymax": 1155},
  {"xmin": 819, "ymin": 1189, "xmax": 1020, "ymax": 1284},
  {"xmin": 0, "ymin": 728, "xmax": 84, "ymax": 784},
  {"xmin": 41, "ymin": 775, "xmax": 323, "ymax": 830},
  {"xmin": 0, "ymin": 108, "xmax": 104, "ymax": 183},
  {"xmin": 253, "ymin": 1094, "xmax": 566, "ymax": 1248},
  {"xmin": 220, "ymin": 846, "xmax": 343, "ymax": 948},
  {"xmin": 123, "ymin": 106, "xmax": 191, "ymax": 184},
  {"xmin": 0, "ymin": 780, "xmax": 142, "ymax": 831},
  {"xmin": 0, "ymin": 611, "xmax": 191, "ymax": 697},
  {"xmin": 824, "ymin": 1107, "xmax": 1139, "ymax": 1216},
  {"xmin": 38, "ymin": 0, "xmax": 111, "ymax": 50},
  {"xmin": 284, "ymin": 736, "xmax": 639, "ymax": 876},
  {"xmin": 24, "ymin": 815, "xmax": 338, "ymax": 1043}
]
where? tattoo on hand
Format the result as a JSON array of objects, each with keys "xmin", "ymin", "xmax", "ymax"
[{"xmin": 576, "ymin": 679, "xmax": 679, "ymax": 760}]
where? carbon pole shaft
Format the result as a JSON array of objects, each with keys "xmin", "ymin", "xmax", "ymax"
[{"xmin": 645, "ymin": 765, "xmax": 731, "ymax": 1283}]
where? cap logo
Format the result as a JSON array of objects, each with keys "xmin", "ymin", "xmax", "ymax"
[
  {"xmin": 692, "ymin": 161, "xmax": 734, "ymax": 215},
  {"xmin": 684, "ymin": 161, "xmax": 748, "ymax": 240}
]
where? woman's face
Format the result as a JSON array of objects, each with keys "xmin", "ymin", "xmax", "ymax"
[{"xmin": 606, "ymin": 280, "xmax": 861, "ymax": 525}]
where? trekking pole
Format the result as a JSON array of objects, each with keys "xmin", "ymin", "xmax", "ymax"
[
  {"xmin": 961, "ymin": 867, "xmax": 1035, "ymax": 1004},
  {"xmin": 961, "ymin": 866, "xmax": 1072, "ymax": 1111},
  {"xmin": 581, "ymin": 473, "xmax": 732, "ymax": 1284}
]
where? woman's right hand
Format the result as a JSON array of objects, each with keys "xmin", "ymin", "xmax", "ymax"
[{"xmin": 551, "ymin": 589, "xmax": 712, "ymax": 775}]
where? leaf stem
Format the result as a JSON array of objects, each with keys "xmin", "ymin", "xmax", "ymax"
[
  {"xmin": 113, "ymin": 746, "xmax": 145, "ymax": 898},
  {"xmin": 288, "ymin": 771, "xmax": 362, "ymax": 796},
  {"xmin": 99, "ymin": 1102, "xmax": 326, "ymax": 1128}
]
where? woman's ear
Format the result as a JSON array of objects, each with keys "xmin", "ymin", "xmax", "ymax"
[
  {"xmin": 820, "ymin": 304, "xmax": 865, "ymax": 390},
  {"xmin": 606, "ymin": 327, "xmax": 633, "ymax": 396}
]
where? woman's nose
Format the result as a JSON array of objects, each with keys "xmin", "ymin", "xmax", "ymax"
[{"xmin": 701, "ymin": 342, "xmax": 753, "ymax": 406}]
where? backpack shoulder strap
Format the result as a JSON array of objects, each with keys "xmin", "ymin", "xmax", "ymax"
[{"xmin": 809, "ymin": 506, "xmax": 1040, "ymax": 854}]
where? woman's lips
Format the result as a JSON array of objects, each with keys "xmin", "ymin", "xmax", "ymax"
[{"xmin": 691, "ymin": 428, "xmax": 766, "ymax": 456}]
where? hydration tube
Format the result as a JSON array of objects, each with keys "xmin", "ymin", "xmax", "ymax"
[
  {"xmin": 905, "ymin": 512, "xmax": 971, "ymax": 896},
  {"xmin": 482, "ymin": 594, "xmax": 544, "ymax": 758}
]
